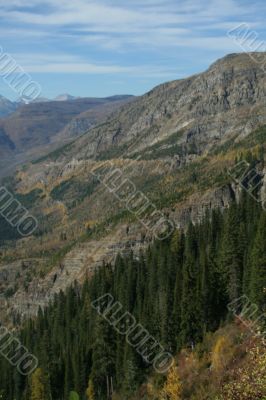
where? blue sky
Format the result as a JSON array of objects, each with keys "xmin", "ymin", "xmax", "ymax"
[{"xmin": 0, "ymin": 0, "xmax": 266, "ymax": 99}]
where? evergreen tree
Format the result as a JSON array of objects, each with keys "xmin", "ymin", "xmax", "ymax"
[
  {"xmin": 30, "ymin": 368, "xmax": 51, "ymax": 400},
  {"xmin": 86, "ymin": 379, "xmax": 95, "ymax": 400},
  {"xmin": 250, "ymin": 212, "xmax": 266, "ymax": 310}
]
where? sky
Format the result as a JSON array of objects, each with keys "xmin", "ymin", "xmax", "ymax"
[{"xmin": 0, "ymin": 0, "xmax": 266, "ymax": 100}]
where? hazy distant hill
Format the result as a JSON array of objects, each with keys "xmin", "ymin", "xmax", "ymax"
[
  {"xmin": 0, "ymin": 95, "xmax": 18, "ymax": 117},
  {"xmin": 54, "ymin": 93, "xmax": 78, "ymax": 101},
  {"xmin": 0, "ymin": 95, "xmax": 134, "ymax": 175}
]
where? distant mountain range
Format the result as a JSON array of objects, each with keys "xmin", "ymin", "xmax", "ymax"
[
  {"xmin": 28, "ymin": 93, "xmax": 78, "ymax": 103},
  {"xmin": 54, "ymin": 93, "xmax": 78, "ymax": 101},
  {"xmin": 0, "ymin": 94, "xmax": 134, "ymax": 176},
  {"xmin": 0, "ymin": 93, "xmax": 133, "ymax": 115},
  {"xmin": 0, "ymin": 95, "xmax": 19, "ymax": 117}
]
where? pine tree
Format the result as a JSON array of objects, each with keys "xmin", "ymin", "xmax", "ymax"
[
  {"xmin": 86, "ymin": 379, "xmax": 95, "ymax": 400},
  {"xmin": 90, "ymin": 317, "xmax": 115, "ymax": 399},
  {"xmin": 30, "ymin": 368, "xmax": 50, "ymax": 400},
  {"xmin": 219, "ymin": 204, "xmax": 242, "ymax": 302},
  {"xmin": 250, "ymin": 212, "xmax": 266, "ymax": 310},
  {"xmin": 180, "ymin": 223, "xmax": 203, "ymax": 346}
]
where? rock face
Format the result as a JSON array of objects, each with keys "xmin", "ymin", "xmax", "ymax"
[
  {"xmin": 0, "ymin": 183, "xmax": 236, "ymax": 319},
  {"xmin": 60, "ymin": 52, "xmax": 266, "ymax": 161},
  {"xmin": 55, "ymin": 96, "xmax": 135, "ymax": 141}
]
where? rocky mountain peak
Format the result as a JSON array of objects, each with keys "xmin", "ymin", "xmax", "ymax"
[
  {"xmin": 60, "ymin": 52, "xmax": 266, "ymax": 162},
  {"xmin": 209, "ymin": 52, "xmax": 266, "ymax": 71}
]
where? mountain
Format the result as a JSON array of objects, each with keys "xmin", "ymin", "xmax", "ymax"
[
  {"xmin": 0, "ymin": 52, "xmax": 265, "ymax": 400},
  {"xmin": 0, "ymin": 95, "xmax": 134, "ymax": 176},
  {"xmin": 0, "ymin": 96, "xmax": 135, "ymax": 153},
  {"xmin": 54, "ymin": 93, "xmax": 78, "ymax": 101},
  {"xmin": 56, "ymin": 52, "xmax": 266, "ymax": 162},
  {"xmin": 16, "ymin": 96, "xmax": 50, "ymax": 104},
  {"xmin": 0, "ymin": 95, "xmax": 18, "ymax": 117},
  {"xmin": 54, "ymin": 96, "xmax": 135, "ymax": 141},
  {"xmin": 25, "ymin": 96, "xmax": 51, "ymax": 103},
  {"xmin": 0, "ymin": 52, "xmax": 265, "ymax": 321}
]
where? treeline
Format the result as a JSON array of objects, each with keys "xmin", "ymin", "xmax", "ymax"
[{"xmin": 0, "ymin": 192, "xmax": 265, "ymax": 399}]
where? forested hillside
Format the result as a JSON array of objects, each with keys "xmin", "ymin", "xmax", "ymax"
[
  {"xmin": 1, "ymin": 0, "xmax": 266, "ymax": 395},
  {"xmin": 1, "ymin": 192, "xmax": 265, "ymax": 400},
  {"xmin": 1, "ymin": 53, "xmax": 266, "ymax": 322},
  {"xmin": 0, "ymin": 52, "xmax": 265, "ymax": 400}
]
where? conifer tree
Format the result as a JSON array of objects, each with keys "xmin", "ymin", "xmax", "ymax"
[
  {"xmin": 30, "ymin": 368, "xmax": 50, "ymax": 400},
  {"xmin": 250, "ymin": 212, "xmax": 266, "ymax": 310},
  {"xmin": 86, "ymin": 379, "xmax": 95, "ymax": 400}
]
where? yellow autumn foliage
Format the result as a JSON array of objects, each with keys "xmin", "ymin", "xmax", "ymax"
[
  {"xmin": 146, "ymin": 382, "xmax": 156, "ymax": 399},
  {"xmin": 216, "ymin": 344, "xmax": 266, "ymax": 400},
  {"xmin": 30, "ymin": 368, "xmax": 47, "ymax": 400},
  {"xmin": 86, "ymin": 378, "xmax": 95, "ymax": 400},
  {"xmin": 159, "ymin": 365, "xmax": 182, "ymax": 400},
  {"xmin": 211, "ymin": 335, "xmax": 233, "ymax": 374}
]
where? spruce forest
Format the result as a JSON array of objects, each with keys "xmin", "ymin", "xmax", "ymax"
[{"xmin": 0, "ymin": 192, "xmax": 265, "ymax": 400}]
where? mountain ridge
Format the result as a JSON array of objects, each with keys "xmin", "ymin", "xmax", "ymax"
[
  {"xmin": 0, "ymin": 52, "xmax": 265, "ymax": 322},
  {"xmin": 46, "ymin": 52, "xmax": 265, "ymax": 164},
  {"xmin": 0, "ymin": 95, "xmax": 135, "ymax": 177}
]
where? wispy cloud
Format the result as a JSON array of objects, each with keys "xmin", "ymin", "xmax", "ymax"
[
  {"xmin": 1, "ymin": 0, "xmax": 264, "ymax": 52},
  {"xmin": 0, "ymin": 0, "xmax": 265, "ymax": 98},
  {"xmin": 10, "ymin": 52, "xmax": 179, "ymax": 77}
]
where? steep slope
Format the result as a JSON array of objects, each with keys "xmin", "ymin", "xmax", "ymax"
[
  {"xmin": 1, "ymin": 198, "xmax": 265, "ymax": 399},
  {"xmin": 53, "ymin": 96, "xmax": 135, "ymax": 141},
  {"xmin": 50, "ymin": 52, "xmax": 265, "ymax": 162},
  {"xmin": 0, "ymin": 53, "xmax": 265, "ymax": 321}
]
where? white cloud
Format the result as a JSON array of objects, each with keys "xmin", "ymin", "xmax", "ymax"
[
  {"xmin": 1, "ymin": 0, "xmax": 260, "ymax": 31},
  {"xmin": 6, "ymin": 51, "xmax": 179, "ymax": 77},
  {"xmin": 22, "ymin": 62, "xmax": 180, "ymax": 77},
  {"xmin": 1, "ymin": 0, "xmax": 265, "ymax": 56}
]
